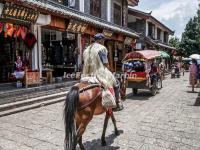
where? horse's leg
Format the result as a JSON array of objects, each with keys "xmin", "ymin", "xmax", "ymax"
[
  {"xmin": 76, "ymin": 122, "xmax": 86, "ymax": 150},
  {"xmin": 111, "ymin": 113, "xmax": 119, "ymax": 136},
  {"xmin": 78, "ymin": 136, "xmax": 85, "ymax": 150},
  {"xmin": 101, "ymin": 112, "xmax": 110, "ymax": 146}
]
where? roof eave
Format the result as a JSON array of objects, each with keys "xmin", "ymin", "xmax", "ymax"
[
  {"xmin": 128, "ymin": 0, "xmax": 139, "ymax": 6},
  {"xmin": 9, "ymin": 0, "xmax": 139, "ymax": 38}
]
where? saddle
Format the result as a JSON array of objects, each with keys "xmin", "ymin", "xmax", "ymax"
[{"xmin": 80, "ymin": 77, "xmax": 116, "ymax": 108}]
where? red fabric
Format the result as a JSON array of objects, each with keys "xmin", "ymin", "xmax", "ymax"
[
  {"xmin": 0, "ymin": 22, "xmax": 3, "ymax": 34},
  {"xmin": 21, "ymin": 26, "xmax": 27, "ymax": 40},
  {"xmin": 5, "ymin": 23, "xmax": 14, "ymax": 37},
  {"xmin": 24, "ymin": 32, "xmax": 37, "ymax": 49},
  {"xmin": 17, "ymin": 26, "xmax": 22, "ymax": 37},
  {"xmin": 108, "ymin": 87, "xmax": 115, "ymax": 96},
  {"xmin": 106, "ymin": 108, "xmax": 113, "ymax": 116},
  {"xmin": 13, "ymin": 25, "xmax": 18, "ymax": 38}
]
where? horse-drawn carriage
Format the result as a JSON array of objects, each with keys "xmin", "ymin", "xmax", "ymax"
[{"xmin": 122, "ymin": 50, "xmax": 163, "ymax": 96}]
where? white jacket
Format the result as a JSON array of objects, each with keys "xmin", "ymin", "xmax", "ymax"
[{"xmin": 82, "ymin": 43, "xmax": 116, "ymax": 88}]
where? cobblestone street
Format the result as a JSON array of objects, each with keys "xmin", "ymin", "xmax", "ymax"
[{"xmin": 0, "ymin": 73, "xmax": 200, "ymax": 150}]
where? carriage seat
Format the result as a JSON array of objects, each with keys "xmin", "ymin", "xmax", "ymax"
[{"xmin": 80, "ymin": 77, "xmax": 100, "ymax": 84}]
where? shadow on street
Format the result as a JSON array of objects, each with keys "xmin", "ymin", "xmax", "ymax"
[
  {"xmin": 194, "ymin": 93, "xmax": 200, "ymax": 106},
  {"xmin": 126, "ymin": 90, "xmax": 152, "ymax": 101},
  {"xmin": 80, "ymin": 130, "xmax": 123, "ymax": 150}
]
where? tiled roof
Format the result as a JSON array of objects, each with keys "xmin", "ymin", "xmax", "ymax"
[
  {"xmin": 158, "ymin": 43, "xmax": 176, "ymax": 50},
  {"xmin": 13, "ymin": 0, "xmax": 139, "ymax": 38},
  {"xmin": 128, "ymin": 7, "xmax": 174, "ymax": 35}
]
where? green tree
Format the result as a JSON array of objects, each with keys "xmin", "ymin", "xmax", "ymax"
[
  {"xmin": 169, "ymin": 37, "xmax": 180, "ymax": 49},
  {"xmin": 180, "ymin": 4, "xmax": 200, "ymax": 57},
  {"xmin": 169, "ymin": 37, "xmax": 182, "ymax": 56}
]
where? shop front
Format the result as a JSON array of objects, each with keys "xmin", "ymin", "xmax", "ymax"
[
  {"xmin": 41, "ymin": 16, "xmax": 90, "ymax": 81},
  {"xmin": 0, "ymin": 2, "xmax": 38, "ymax": 84},
  {"xmin": 104, "ymin": 32, "xmax": 136, "ymax": 72}
]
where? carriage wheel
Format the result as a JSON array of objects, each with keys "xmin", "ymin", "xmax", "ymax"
[
  {"xmin": 157, "ymin": 77, "xmax": 162, "ymax": 89},
  {"xmin": 150, "ymin": 81, "xmax": 157, "ymax": 96},
  {"xmin": 132, "ymin": 88, "xmax": 138, "ymax": 95}
]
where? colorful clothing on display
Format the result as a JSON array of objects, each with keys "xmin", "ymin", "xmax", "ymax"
[
  {"xmin": 5, "ymin": 23, "xmax": 14, "ymax": 37},
  {"xmin": 24, "ymin": 32, "xmax": 37, "ymax": 49},
  {"xmin": 0, "ymin": 22, "xmax": 3, "ymax": 34}
]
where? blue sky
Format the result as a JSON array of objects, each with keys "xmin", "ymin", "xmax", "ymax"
[{"xmin": 135, "ymin": 0, "xmax": 199, "ymax": 38}]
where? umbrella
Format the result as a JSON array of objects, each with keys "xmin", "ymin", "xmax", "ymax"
[
  {"xmin": 182, "ymin": 58, "xmax": 192, "ymax": 61},
  {"xmin": 189, "ymin": 54, "xmax": 200, "ymax": 60},
  {"xmin": 160, "ymin": 51, "xmax": 170, "ymax": 58}
]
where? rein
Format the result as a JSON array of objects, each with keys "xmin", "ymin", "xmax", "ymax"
[{"xmin": 78, "ymin": 83, "xmax": 103, "ymax": 111}]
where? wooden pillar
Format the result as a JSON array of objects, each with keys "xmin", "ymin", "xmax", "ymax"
[
  {"xmin": 108, "ymin": 41, "xmax": 114, "ymax": 72},
  {"xmin": 122, "ymin": 0, "xmax": 128, "ymax": 27}
]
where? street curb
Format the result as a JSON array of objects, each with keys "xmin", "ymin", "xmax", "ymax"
[
  {"xmin": 0, "ymin": 80, "xmax": 78, "ymax": 99},
  {"xmin": 0, "ymin": 97, "xmax": 66, "ymax": 118}
]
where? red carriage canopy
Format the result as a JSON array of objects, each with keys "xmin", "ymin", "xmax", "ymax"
[{"xmin": 123, "ymin": 50, "xmax": 161, "ymax": 61}]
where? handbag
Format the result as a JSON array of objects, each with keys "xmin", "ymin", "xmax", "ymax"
[{"xmin": 102, "ymin": 87, "xmax": 116, "ymax": 108}]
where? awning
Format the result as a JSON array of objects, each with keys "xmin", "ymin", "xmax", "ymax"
[
  {"xmin": 189, "ymin": 54, "xmax": 200, "ymax": 60},
  {"xmin": 182, "ymin": 58, "xmax": 192, "ymax": 61},
  {"xmin": 123, "ymin": 50, "xmax": 161, "ymax": 61},
  {"xmin": 158, "ymin": 43, "xmax": 176, "ymax": 50},
  {"xmin": 160, "ymin": 51, "xmax": 170, "ymax": 58}
]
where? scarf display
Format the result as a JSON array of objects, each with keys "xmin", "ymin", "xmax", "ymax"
[
  {"xmin": 24, "ymin": 32, "xmax": 37, "ymax": 49},
  {"xmin": 0, "ymin": 22, "xmax": 3, "ymax": 34},
  {"xmin": 5, "ymin": 23, "xmax": 14, "ymax": 37}
]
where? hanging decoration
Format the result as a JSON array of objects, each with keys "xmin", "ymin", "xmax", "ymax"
[
  {"xmin": 21, "ymin": 26, "xmax": 27, "ymax": 40},
  {"xmin": 13, "ymin": 25, "xmax": 18, "ymax": 38},
  {"xmin": 5, "ymin": 23, "xmax": 14, "ymax": 37},
  {"xmin": 0, "ymin": 22, "xmax": 3, "ymax": 34},
  {"xmin": 24, "ymin": 32, "xmax": 37, "ymax": 50}
]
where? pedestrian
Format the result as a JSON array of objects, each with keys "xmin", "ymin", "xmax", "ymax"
[
  {"xmin": 82, "ymin": 33, "xmax": 123, "ymax": 111},
  {"xmin": 197, "ymin": 60, "xmax": 200, "ymax": 87},
  {"xmin": 189, "ymin": 59, "xmax": 198, "ymax": 92}
]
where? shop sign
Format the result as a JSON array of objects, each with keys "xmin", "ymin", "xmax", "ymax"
[
  {"xmin": 114, "ymin": 57, "xmax": 118, "ymax": 62},
  {"xmin": 1, "ymin": 3, "xmax": 39, "ymax": 23},
  {"xmin": 124, "ymin": 37, "xmax": 133, "ymax": 45},
  {"xmin": 103, "ymin": 30, "xmax": 113, "ymax": 37},
  {"xmin": 67, "ymin": 20, "xmax": 88, "ymax": 33}
]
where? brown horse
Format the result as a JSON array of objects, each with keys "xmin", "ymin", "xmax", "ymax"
[{"xmin": 64, "ymin": 80, "xmax": 126, "ymax": 150}]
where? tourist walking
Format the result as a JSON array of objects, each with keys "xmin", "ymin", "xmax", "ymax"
[{"xmin": 189, "ymin": 59, "xmax": 198, "ymax": 92}]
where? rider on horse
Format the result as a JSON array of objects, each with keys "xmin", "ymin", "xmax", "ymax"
[{"xmin": 82, "ymin": 33, "xmax": 123, "ymax": 111}]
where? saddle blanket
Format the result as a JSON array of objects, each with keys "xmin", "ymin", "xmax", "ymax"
[{"xmin": 81, "ymin": 77, "xmax": 116, "ymax": 108}]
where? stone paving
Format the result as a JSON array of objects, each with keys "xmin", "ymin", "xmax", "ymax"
[{"xmin": 0, "ymin": 73, "xmax": 200, "ymax": 150}]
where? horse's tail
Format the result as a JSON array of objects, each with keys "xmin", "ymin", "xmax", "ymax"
[{"xmin": 64, "ymin": 86, "xmax": 79, "ymax": 150}]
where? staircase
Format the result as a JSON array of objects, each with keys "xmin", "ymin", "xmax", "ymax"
[{"xmin": 0, "ymin": 81, "xmax": 78, "ymax": 117}]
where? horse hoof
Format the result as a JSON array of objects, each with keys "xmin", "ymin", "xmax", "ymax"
[
  {"xmin": 101, "ymin": 141, "xmax": 107, "ymax": 146},
  {"xmin": 115, "ymin": 130, "xmax": 120, "ymax": 136}
]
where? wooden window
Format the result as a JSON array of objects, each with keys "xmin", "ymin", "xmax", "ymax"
[
  {"xmin": 114, "ymin": 3, "xmax": 122, "ymax": 25},
  {"xmin": 90, "ymin": 0, "xmax": 101, "ymax": 17},
  {"xmin": 164, "ymin": 32, "xmax": 168, "ymax": 43},
  {"xmin": 157, "ymin": 28, "xmax": 161, "ymax": 40},
  {"xmin": 148, "ymin": 22, "xmax": 155, "ymax": 39}
]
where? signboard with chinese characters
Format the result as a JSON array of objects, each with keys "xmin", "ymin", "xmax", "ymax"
[
  {"xmin": 67, "ymin": 20, "xmax": 88, "ymax": 33},
  {"xmin": 1, "ymin": 3, "xmax": 39, "ymax": 23},
  {"xmin": 103, "ymin": 29, "xmax": 113, "ymax": 38}
]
